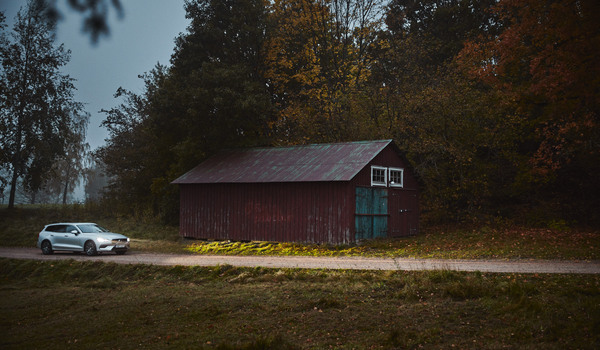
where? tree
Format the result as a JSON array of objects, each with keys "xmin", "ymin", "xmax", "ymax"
[
  {"xmin": 41, "ymin": 112, "xmax": 90, "ymax": 204},
  {"xmin": 459, "ymin": 0, "xmax": 600, "ymax": 223},
  {"xmin": 0, "ymin": 0, "xmax": 87, "ymax": 209},
  {"xmin": 385, "ymin": 0, "xmax": 499, "ymax": 69},
  {"xmin": 84, "ymin": 157, "xmax": 108, "ymax": 203},
  {"xmin": 98, "ymin": 0, "xmax": 276, "ymax": 221},
  {"xmin": 265, "ymin": 0, "xmax": 384, "ymax": 144},
  {"xmin": 96, "ymin": 71, "xmax": 160, "ymax": 213},
  {"xmin": 166, "ymin": 0, "xmax": 274, "ymax": 154},
  {"xmin": 0, "ymin": 12, "xmax": 8, "ymax": 198},
  {"xmin": 363, "ymin": 0, "xmax": 507, "ymax": 220}
]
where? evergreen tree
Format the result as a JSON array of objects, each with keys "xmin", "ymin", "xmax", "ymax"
[{"xmin": 99, "ymin": 0, "xmax": 274, "ymax": 220}]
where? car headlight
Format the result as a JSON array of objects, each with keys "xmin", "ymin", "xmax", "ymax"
[
  {"xmin": 97, "ymin": 237, "xmax": 110, "ymax": 243},
  {"xmin": 127, "ymin": 238, "xmax": 130, "ymax": 242}
]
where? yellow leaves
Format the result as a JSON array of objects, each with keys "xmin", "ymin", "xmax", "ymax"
[{"xmin": 263, "ymin": 0, "xmax": 382, "ymax": 143}]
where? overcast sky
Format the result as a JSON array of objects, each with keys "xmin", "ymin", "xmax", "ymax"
[{"xmin": 1, "ymin": 0, "xmax": 190, "ymax": 150}]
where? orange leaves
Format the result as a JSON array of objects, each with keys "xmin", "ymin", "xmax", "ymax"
[
  {"xmin": 456, "ymin": 0, "xmax": 600, "ymax": 197},
  {"xmin": 460, "ymin": 0, "xmax": 600, "ymax": 105}
]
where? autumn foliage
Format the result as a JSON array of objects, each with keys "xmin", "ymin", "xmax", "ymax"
[
  {"xmin": 97, "ymin": 0, "xmax": 600, "ymax": 226},
  {"xmin": 457, "ymin": 0, "xmax": 600, "ymax": 224},
  {"xmin": 460, "ymin": 0, "xmax": 599, "ymax": 174}
]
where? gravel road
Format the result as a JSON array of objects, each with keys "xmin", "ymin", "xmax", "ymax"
[{"xmin": 1, "ymin": 247, "xmax": 599, "ymax": 274}]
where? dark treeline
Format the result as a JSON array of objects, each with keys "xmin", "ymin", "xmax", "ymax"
[{"xmin": 97, "ymin": 0, "xmax": 600, "ymax": 227}]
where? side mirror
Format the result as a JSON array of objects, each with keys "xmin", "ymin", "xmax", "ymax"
[{"xmin": 70, "ymin": 230, "xmax": 79, "ymax": 235}]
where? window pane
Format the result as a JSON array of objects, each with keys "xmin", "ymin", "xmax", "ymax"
[
  {"xmin": 371, "ymin": 166, "xmax": 387, "ymax": 186},
  {"xmin": 389, "ymin": 168, "xmax": 403, "ymax": 187},
  {"xmin": 77, "ymin": 224, "xmax": 106, "ymax": 233},
  {"xmin": 46, "ymin": 225, "xmax": 61, "ymax": 232}
]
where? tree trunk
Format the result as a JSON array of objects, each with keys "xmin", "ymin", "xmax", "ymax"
[
  {"xmin": 62, "ymin": 162, "xmax": 71, "ymax": 205},
  {"xmin": 8, "ymin": 168, "xmax": 18, "ymax": 209},
  {"xmin": 62, "ymin": 181, "xmax": 69, "ymax": 205}
]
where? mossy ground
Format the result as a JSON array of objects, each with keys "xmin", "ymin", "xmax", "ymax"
[{"xmin": 185, "ymin": 226, "xmax": 600, "ymax": 260}]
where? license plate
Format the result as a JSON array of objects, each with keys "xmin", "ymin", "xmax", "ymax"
[{"xmin": 116, "ymin": 245, "xmax": 125, "ymax": 248}]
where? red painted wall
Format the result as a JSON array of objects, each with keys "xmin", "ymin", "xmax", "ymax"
[{"xmin": 179, "ymin": 181, "xmax": 355, "ymax": 244}]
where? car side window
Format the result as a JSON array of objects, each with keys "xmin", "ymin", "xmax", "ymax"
[
  {"xmin": 46, "ymin": 225, "xmax": 64, "ymax": 232},
  {"xmin": 65, "ymin": 225, "xmax": 77, "ymax": 234}
]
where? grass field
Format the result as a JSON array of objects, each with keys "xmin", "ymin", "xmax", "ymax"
[
  {"xmin": 2, "ymin": 206, "xmax": 599, "ymax": 260},
  {"xmin": 1, "ymin": 206, "xmax": 600, "ymax": 349},
  {"xmin": 1, "ymin": 258, "xmax": 599, "ymax": 349}
]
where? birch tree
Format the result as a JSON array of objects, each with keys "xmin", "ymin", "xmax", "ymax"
[{"xmin": 0, "ymin": 0, "xmax": 87, "ymax": 208}]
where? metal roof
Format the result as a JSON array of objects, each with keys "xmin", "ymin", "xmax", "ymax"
[{"xmin": 172, "ymin": 140, "xmax": 394, "ymax": 184}]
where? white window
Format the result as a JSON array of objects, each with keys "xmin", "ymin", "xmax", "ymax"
[
  {"xmin": 371, "ymin": 166, "xmax": 387, "ymax": 187},
  {"xmin": 389, "ymin": 167, "xmax": 404, "ymax": 188}
]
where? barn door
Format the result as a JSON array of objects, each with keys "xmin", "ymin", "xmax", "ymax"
[
  {"xmin": 355, "ymin": 187, "xmax": 388, "ymax": 241},
  {"xmin": 389, "ymin": 189, "xmax": 419, "ymax": 236}
]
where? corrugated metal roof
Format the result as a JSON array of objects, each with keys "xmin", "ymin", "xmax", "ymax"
[{"xmin": 172, "ymin": 140, "xmax": 394, "ymax": 184}]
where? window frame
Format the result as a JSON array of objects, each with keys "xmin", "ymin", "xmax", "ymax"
[
  {"xmin": 388, "ymin": 167, "xmax": 404, "ymax": 188},
  {"xmin": 370, "ymin": 165, "xmax": 388, "ymax": 187}
]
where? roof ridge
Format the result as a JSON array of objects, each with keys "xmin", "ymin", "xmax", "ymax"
[{"xmin": 270, "ymin": 139, "xmax": 391, "ymax": 148}]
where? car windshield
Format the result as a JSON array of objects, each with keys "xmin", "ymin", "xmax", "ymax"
[{"xmin": 76, "ymin": 224, "xmax": 110, "ymax": 233}]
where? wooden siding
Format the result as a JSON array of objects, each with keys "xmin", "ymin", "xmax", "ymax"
[{"xmin": 179, "ymin": 182, "xmax": 355, "ymax": 244}]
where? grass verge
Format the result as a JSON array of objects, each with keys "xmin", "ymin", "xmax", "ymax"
[
  {"xmin": 1, "ymin": 258, "xmax": 599, "ymax": 349},
  {"xmin": 2, "ymin": 206, "xmax": 599, "ymax": 259},
  {"xmin": 185, "ymin": 226, "xmax": 600, "ymax": 260}
]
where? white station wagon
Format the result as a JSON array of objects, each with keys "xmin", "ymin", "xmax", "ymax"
[{"xmin": 37, "ymin": 223, "xmax": 130, "ymax": 256}]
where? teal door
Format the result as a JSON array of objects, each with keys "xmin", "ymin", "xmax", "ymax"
[{"xmin": 355, "ymin": 187, "xmax": 388, "ymax": 241}]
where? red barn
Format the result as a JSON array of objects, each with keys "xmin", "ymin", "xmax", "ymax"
[{"xmin": 172, "ymin": 140, "xmax": 419, "ymax": 244}]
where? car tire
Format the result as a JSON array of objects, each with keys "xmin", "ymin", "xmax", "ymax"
[
  {"xmin": 84, "ymin": 241, "xmax": 98, "ymax": 256},
  {"xmin": 41, "ymin": 240, "xmax": 53, "ymax": 255}
]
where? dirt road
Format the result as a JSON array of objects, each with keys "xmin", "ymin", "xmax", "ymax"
[{"xmin": 1, "ymin": 247, "xmax": 599, "ymax": 274}]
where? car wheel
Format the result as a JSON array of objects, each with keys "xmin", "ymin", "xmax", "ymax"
[
  {"xmin": 115, "ymin": 250, "xmax": 127, "ymax": 255},
  {"xmin": 41, "ymin": 240, "xmax": 53, "ymax": 255},
  {"xmin": 84, "ymin": 241, "xmax": 98, "ymax": 256}
]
